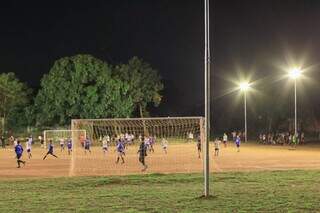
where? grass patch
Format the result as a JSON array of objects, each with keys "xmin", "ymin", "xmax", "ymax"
[{"xmin": 0, "ymin": 170, "xmax": 319, "ymax": 212}]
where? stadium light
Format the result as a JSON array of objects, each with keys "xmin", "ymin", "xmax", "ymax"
[
  {"xmin": 288, "ymin": 67, "xmax": 302, "ymax": 137},
  {"xmin": 239, "ymin": 82, "xmax": 250, "ymax": 91},
  {"xmin": 239, "ymin": 81, "xmax": 251, "ymax": 143},
  {"xmin": 289, "ymin": 68, "xmax": 301, "ymax": 79}
]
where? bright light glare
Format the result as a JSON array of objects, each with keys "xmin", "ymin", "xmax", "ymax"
[
  {"xmin": 239, "ymin": 82, "xmax": 250, "ymax": 91},
  {"xmin": 289, "ymin": 68, "xmax": 301, "ymax": 79}
]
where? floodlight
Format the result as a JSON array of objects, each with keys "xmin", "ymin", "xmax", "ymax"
[{"xmin": 289, "ymin": 68, "xmax": 301, "ymax": 79}]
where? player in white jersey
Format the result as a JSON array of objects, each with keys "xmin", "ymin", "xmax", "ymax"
[
  {"xmin": 59, "ymin": 138, "xmax": 65, "ymax": 152},
  {"xmin": 102, "ymin": 136, "xmax": 108, "ymax": 155},
  {"xmin": 161, "ymin": 138, "xmax": 168, "ymax": 154},
  {"xmin": 26, "ymin": 137, "xmax": 32, "ymax": 159},
  {"xmin": 223, "ymin": 133, "xmax": 228, "ymax": 147},
  {"xmin": 214, "ymin": 138, "xmax": 221, "ymax": 156},
  {"xmin": 187, "ymin": 132, "xmax": 194, "ymax": 142}
]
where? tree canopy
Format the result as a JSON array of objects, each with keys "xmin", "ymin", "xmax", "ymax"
[
  {"xmin": 114, "ymin": 57, "xmax": 163, "ymax": 117},
  {"xmin": 0, "ymin": 73, "xmax": 32, "ymax": 129},
  {"xmin": 34, "ymin": 54, "xmax": 134, "ymax": 126}
]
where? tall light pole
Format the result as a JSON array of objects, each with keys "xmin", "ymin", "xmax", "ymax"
[
  {"xmin": 289, "ymin": 68, "xmax": 301, "ymax": 136},
  {"xmin": 240, "ymin": 82, "xmax": 250, "ymax": 143},
  {"xmin": 204, "ymin": 0, "xmax": 211, "ymax": 197}
]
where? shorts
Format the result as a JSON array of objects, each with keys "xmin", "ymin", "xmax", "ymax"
[
  {"xmin": 223, "ymin": 140, "xmax": 227, "ymax": 144},
  {"xmin": 102, "ymin": 147, "xmax": 108, "ymax": 151},
  {"xmin": 139, "ymin": 156, "xmax": 145, "ymax": 164},
  {"xmin": 236, "ymin": 144, "xmax": 240, "ymax": 148},
  {"xmin": 16, "ymin": 154, "xmax": 22, "ymax": 159},
  {"xmin": 215, "ymin": 148, "xmax": 219, "ymax": 151},
  {"xmin": 60, "ymin": 144, "xmax": 64, "ymax": 147},
  {"xmin": 85, "ymin": 146, "xmax": 90, "ymax": 150},
  {"xmin": 27, "ymin": 149, "xmax": 31, "ymax": 153},
  {"xmin": 197, "ymin": 146, "xmax": 201, "ymax": 151}
]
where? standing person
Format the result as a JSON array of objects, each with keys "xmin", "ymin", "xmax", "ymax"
[
  {"xmin": 84, "ymin": 138, "xmax": 91, "ymax": 154},
  {"xmin": 102, "ymin": 136, "xmax": 108, "ymax": 155},
  {"xmin": 235, "ymin": 135, "xmax": 241, "ymax": 152},
  {"xmin": 137, "ymin": 138, "xmax": 148, "ymax": 171},
  {"xmin": 43, "ymin": 140, "xmax": 58, "ymax": 160},
  {"xmin": 214, "ymin": 138, "xmax": 221, "ymax": 156},
  {"xmin": 26, "ymin": 137, "xmax": 32, "ymax": 159},
  {"xmin": 161, "ymin": 138, "xmax": 168, "ymax": 154},
  {"xmin": 15, "ymin": 140, "xmax": 26, "ymax": 168},
  {"xmin": 115, "ymin": 139, "xmax": 125, "ymax": 164},
  {"xmin": 67, "ymin": 138, "xmax": 72, "ymax": 155},
  {"xmin": 149, "ymin": 136, "xmax": 155, "ymax": 153},
  {"xmin": 59, "ymin": 138, "xmax": 65, "ymax": 152},
  {"xmin": 1, "ymin": 135, "xmax": 5, "ymax": 148},
  {"xmin": 196, "ymin": 135, "xmax": 201, "ymax": 159},
  {"xmin": 187, "ymin": 132, "xmax": 194, "ymax": 143},
  {"xmin": 232, "ymin": 131, "xmax": 236, "ymax": 141},
  {"xmin": 38, "ymin": 135, "xmax": 44, "ymax": 148},
  {"xmin": 223, "ymin": 133, "xmax": 228, "ymax": 148}
]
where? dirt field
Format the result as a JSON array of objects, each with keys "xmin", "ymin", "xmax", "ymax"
[{"xmin": 1, "ymin": 142, "xmax": 320, "ymax": 178}]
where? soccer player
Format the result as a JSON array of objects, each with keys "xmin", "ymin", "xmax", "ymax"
[
  {"xmin": 115, "ymin": 139, "xmax": 125, "ymax": 164},
  {"xmin": 59, "ymin": 138, "xmax": 65, "ymax": 152},
  {"xmin": 149, "ymin": 136, "xmax": 155, "ymax": 153},
  {"xmin": 214, "ymin": 138, "xmax": 221, "ymax": 156},
  {"xmin": 38, "ymin": 135, "xmax": 44, "ymax": 148},
  {"xmin": 196, "ymin": 135, "xmax": 201, "ymax": 159},
  {"xmin": 137, "ymin": 138, "xmax": 148, "ymax": 171},
  {"xmin": 144, "ymin": 137, "xmax": 151, "ymax": 152},
  {"xmin": 67, "ymin": 138, "xmax": 72, "ymax": 155},
  {"xmin": 84, "ymin": 137, "xmax": 91, "ymax": 154},
  {"xmin": 15, "ymin": 140, "xmax": 26, "ymax": 168},
  {"xmin": 235, "ymin": 135, "xmax": 241, "ymax": 152},
  {"xmin": 43, "ymin": 140, "xmax": 58, "ymax": 160},
  {"xmin": 26, "ymin": 137, "xmax": 32, "ymax": 159},
  {"xmin": 187, "ymin": 132, "xmax": 194, "ymax": 143},
  {"xmin": 102, "ymin": 136, "xmax": 108, "ymax": 155},
  {"xmin": 161, "ymin": 138, "xmax": 168, "ymax": 154},
  {"xmin": 223, "ymin": 133, "xmax": 228, "ymax": 147}
]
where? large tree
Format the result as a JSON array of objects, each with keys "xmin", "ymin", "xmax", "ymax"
[
  {"xmin": 115, "ymin": 57, "xmax": 163, "ymax": 117},
  {"xmin": 34, "ymin": 54, "xmax": 134, "ymax": 126},
  {"xmin": 0, "ymin": 73, "xmax": 32, "ymax": 131}
]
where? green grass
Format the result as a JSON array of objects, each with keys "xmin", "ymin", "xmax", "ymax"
[{"xmin": 0, "ymin": 170, "xmax": 320, "ymax": 212}]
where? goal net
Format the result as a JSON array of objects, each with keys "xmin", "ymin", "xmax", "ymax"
[{"xmin": 70, "ymin": 117, "xmax": 204, "ymax": 176}]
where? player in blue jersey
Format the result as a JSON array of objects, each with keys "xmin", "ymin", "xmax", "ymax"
[
  {"xmin": 115, "ymin": 139, "xmax": 125, "ymax": 164},
  {"xmin": 15, "ymin": 140, "xmax": 26, "ymax": 168},
  {"xmin": 84, "ymin": 138, "xmax": 91, "ymax": 154},
  {"xmin": 43, "ymin": 140, "xmax": 58, "ymax": 160},
  {"xmin": 67, "ymin": 138, "xmax": 72, "ymax": 155},
  {"xmin": 137, "ymin": 138, "xmax": 148, "ymax": 171},
  {"xmin": 235, "ymin": 135, "xmax": 241, "ymax": 152}
]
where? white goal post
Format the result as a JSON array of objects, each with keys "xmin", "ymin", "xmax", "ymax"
[{"xmin": 70, "ymin": 117, "xmax": 205, "ymax": 177}]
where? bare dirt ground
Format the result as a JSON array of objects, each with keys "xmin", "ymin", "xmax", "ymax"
[{"xmin": 1, "ymin": 142, "xmax": 320, "ymax": 179}]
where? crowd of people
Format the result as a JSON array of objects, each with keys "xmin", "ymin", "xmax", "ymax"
[{"xmin": 258, "ymin": 132, "xmax": 305, "ymax": 146}]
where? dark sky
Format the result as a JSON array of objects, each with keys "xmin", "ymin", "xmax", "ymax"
[{"xmin": 1, "ymin": 0, "xmax": 320, "ymax": 131}]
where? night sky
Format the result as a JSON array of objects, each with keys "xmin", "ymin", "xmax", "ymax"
[{"xmin": 1, "ymin": 0, "xmax": 320, "ymax": 131}]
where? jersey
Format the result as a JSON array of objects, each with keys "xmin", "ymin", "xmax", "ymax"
[
  {"xmin": 15, "ymin": 144, "xmax": 23, "ymax": 155},
  {"xmin": 223, "ymin": 134, "xmax": 228, "ymax": 141},
  {"xmin": 67, "ymin": 140, "xmax": 72, "ymax": 149},
  {"xmin": 214, "ymin": 140, "xmax": 221, "ymax": 149},
  {"xmin": 26, "ymin": 141, "xmax": 32, "ymax": 150},
  {"xmin": 48, "ymin": 144, "xmax": 54, "ymax": 153},
  {"xmin": 116, "ymin": 142, "xmax": 125, "ymax": 152},
  {"xmin": 235, "ymin": 137, "xmax": 241, "ymax": 145},
  {"xmin": 138, "ymin": 143, "xmax": 147, "ymax": 157}
]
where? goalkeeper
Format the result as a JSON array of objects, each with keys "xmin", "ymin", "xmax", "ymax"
[{"xmin": 137, "ymin": 138, "xmax": 148, "ymax": 171}]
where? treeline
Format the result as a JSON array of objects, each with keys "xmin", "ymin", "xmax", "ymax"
[{"xmin": 0, "ymin": 55, "xmax": 163, "ymax": 131}]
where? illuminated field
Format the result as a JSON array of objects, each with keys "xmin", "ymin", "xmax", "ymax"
[{"xmin": 1, "ymin": 143, "xmax": 320, "ymax": 178}]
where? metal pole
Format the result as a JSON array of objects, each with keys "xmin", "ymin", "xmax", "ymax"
[
  {"xmin": 294, "ymin": 79, "xmax": 297, "ymax": 136},
  {"xmin": 244, "ymin": 92, "xmax": 247, "ymax": 143},
  {"xmin": 204, "ymin": 0, "xmax": 211, "ymax": 197}
]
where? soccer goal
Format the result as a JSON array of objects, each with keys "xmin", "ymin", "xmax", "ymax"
[{"xmin": 70, "ymin": 117, "xmax": 204, "ymax": 176}]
